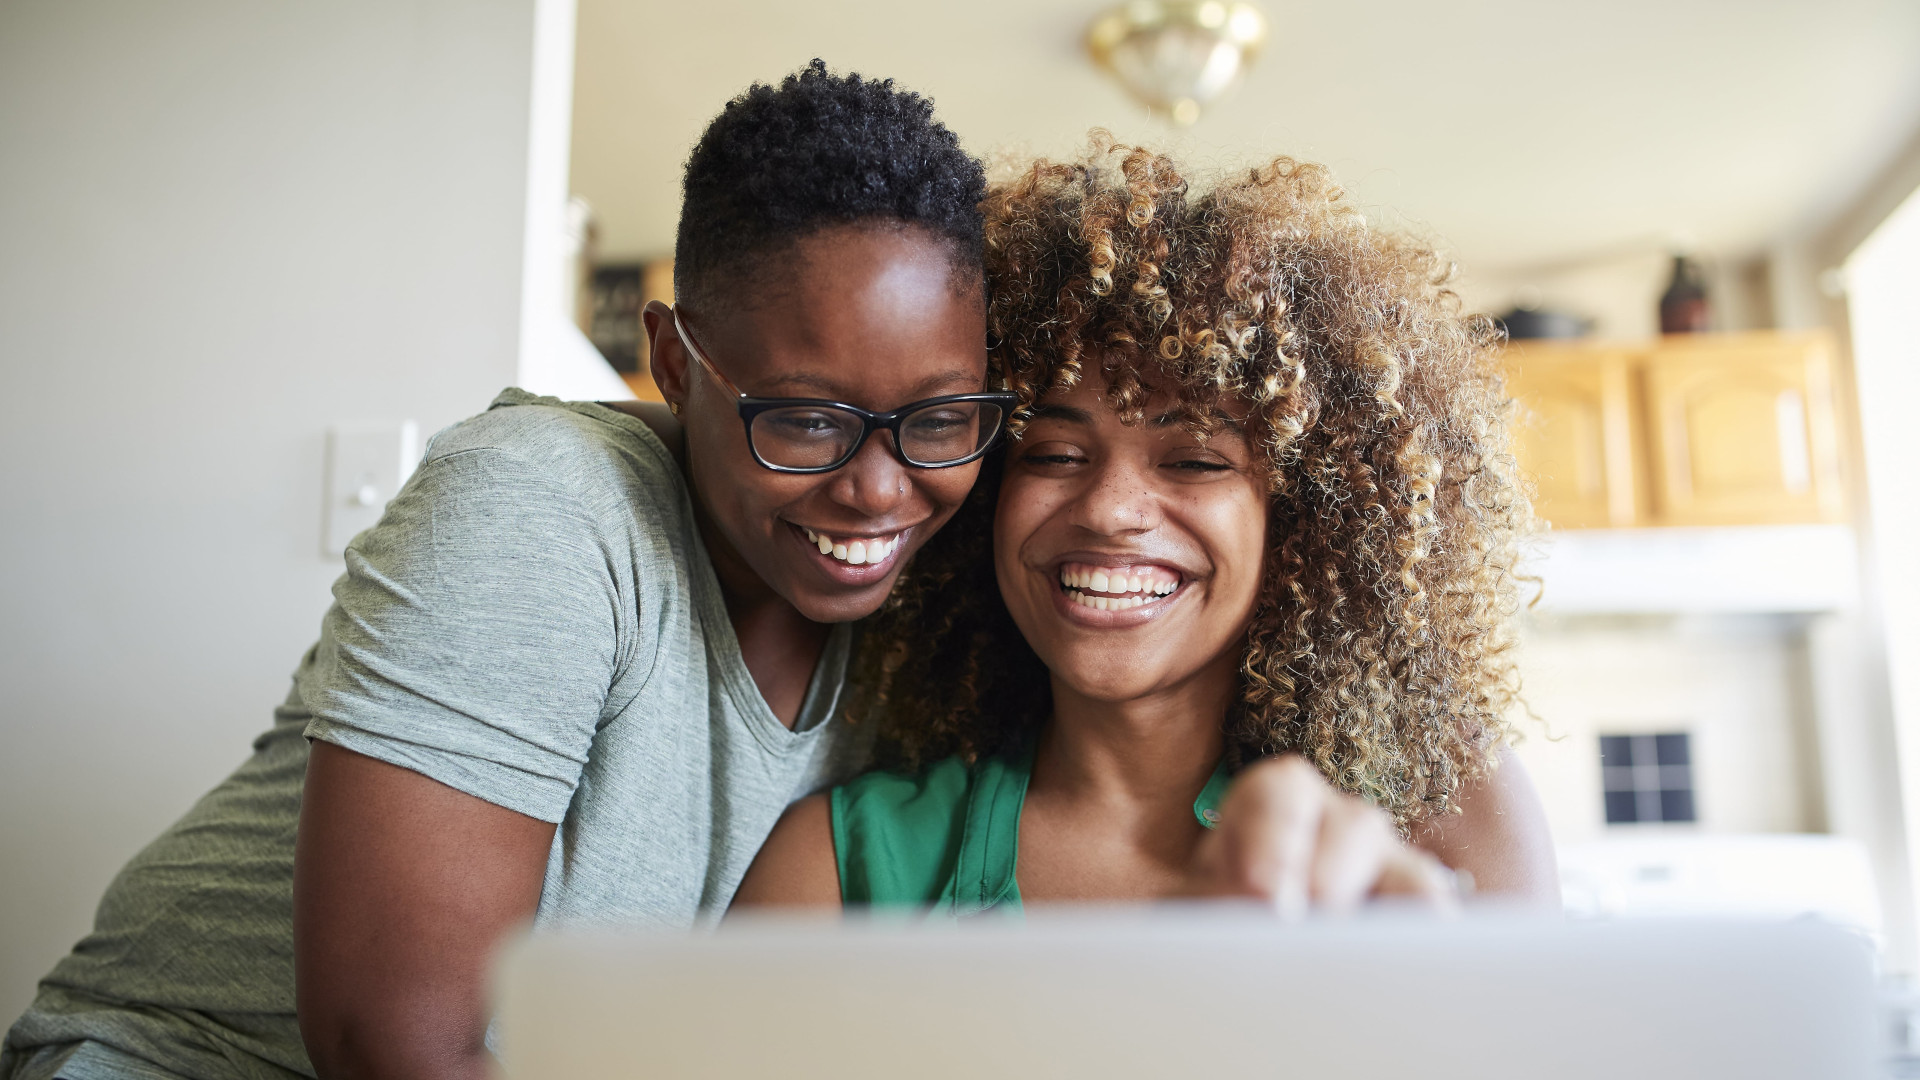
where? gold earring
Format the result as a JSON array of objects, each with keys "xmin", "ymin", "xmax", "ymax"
[{"xmin": 669, "ymin": 401, "xmax": 681, "ymax": 416}]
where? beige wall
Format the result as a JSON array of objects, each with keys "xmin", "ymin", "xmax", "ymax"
[
  {"xmin": 1453, "ymin": 248, "xmax": 1777, "ymax": 341},
  {"xmin": 0, "ymin": 0, "xmax": 538, "ymax": 1022}
]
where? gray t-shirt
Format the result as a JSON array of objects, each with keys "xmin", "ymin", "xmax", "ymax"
[{"xmin": 3, "ymin": 390, "xmax": 872, "ymax": 1080}]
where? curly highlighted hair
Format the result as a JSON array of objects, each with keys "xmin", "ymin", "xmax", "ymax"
[{"xmin": 848, "ymin": 138, "xmax": 1531, "ymax": 828}]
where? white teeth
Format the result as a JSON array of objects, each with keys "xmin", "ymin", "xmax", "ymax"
[
  {"xmin": 1090, "ymin": 570, "xmax": 1110, "ymax": 592},
  {"xmin": 811, "ymin": 531, "xmax": 897, "ymax": 565},
  {"xmin": 1064, "ymin": 590, "xmax": 1156, "ymax": 611}
]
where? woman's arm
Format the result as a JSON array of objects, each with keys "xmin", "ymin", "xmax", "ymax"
[
  {"xmin": 1410, "ymin": 747, "xmax": 1559, "ymax": 905},
  {"xmin": 730, "ymin": 794, "xmax": 841, "ymax": 908},
  {"xmin": 293, "ymin": 742, "xmax": 556, "ymax": 1080}
]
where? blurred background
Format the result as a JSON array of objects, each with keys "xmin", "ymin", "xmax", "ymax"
[{"xmin": 3, "ymin": 0, "xmax": 1919, "ymax": 1024}]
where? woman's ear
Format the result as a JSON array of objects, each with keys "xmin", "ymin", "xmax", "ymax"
[{"xmin": 642, "ymin": 300, "xmax": 690, "ymax": 413}]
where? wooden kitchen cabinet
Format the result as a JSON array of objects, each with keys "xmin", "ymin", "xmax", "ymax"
[
  {"xmin": 1503, "ymin": 331, "xmax": 1847, "ymax": 530},
  {"xmin": 1505, "ymin": 345, "xmax": 1640, "ymax": 529},
  {"xmin": 1641, "ymin": 333, "xmax": 1845, "ymax": 526}
]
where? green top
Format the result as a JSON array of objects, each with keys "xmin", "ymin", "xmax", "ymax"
[{"xmin": 830, "ymin": 748, "xmax": 1233, "ymax": 915}]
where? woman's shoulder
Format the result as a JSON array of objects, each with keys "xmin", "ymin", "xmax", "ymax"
[
  {"xmin": 730, "ymin": 757, "xmax": 983, "ymax": 911},
  {"xmin": 831, "ymin": 756, "xmax": 985, "ymax": 906},
  {"xmin": 433, "ymin": 390, "xmax": 683, "ymax": 498},
  {"xmin": 833, "ymin": 755, "xmax": 975, "ymax": 813}
]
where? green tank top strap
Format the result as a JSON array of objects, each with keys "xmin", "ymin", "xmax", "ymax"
[
  {"xmin": 1194, "ymin": 758, "xmax": 1230, "ymax": 828},
  {"xmin": 947, "ymin": 744, "xmax": 1032, "ymax": 915}
]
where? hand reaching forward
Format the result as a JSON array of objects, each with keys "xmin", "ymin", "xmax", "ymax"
[{"xmin": 1177, "ymin": 755, "xmax": 1461, "ymax": 915}]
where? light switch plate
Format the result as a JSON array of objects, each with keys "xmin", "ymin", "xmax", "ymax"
[{"xmin": 324, "ymin": 421, "xmax": 420, "ymax": 556}]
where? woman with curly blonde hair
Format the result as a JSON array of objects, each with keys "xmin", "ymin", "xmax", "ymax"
[{"xmin": 734, "ymin": 140, "xmax": 1556, "ymax": 913}]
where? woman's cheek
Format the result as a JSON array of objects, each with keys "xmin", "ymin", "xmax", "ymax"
[
  {"xmin": 1203, "ymin": 491, "xmax": 1267, "ymax": 616},
  {"xmin": 993, "ymin": 474, "xmax": 1040, "ymax": 548}
]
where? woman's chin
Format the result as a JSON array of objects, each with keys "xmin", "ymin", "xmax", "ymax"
[{"xmin": 1043, "ymin": 651, "xmax": 1183, "ymax": 704}]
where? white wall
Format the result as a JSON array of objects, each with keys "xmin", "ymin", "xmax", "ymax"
[
  {"xmin": 1508, "ymin": 614, "xmax": 1824, "ymax": 845},
  {"xmin": 1846, "ymin": 183, "xmax": 1920, "ymax": 976},
  {"xmin": 0, "ymin": 0, "xmax": 542, "ymax": 1023}
]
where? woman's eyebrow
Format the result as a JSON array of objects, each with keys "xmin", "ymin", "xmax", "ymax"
[
  {"xmin": 1028, "ymin": 403, "xmax": 1095, "ymax": 424},
  {"xmin": 1151, "ymin": 408, "xmax": 1245, "ymax": 432}
]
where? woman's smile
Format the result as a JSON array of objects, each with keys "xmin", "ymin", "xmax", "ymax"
[
  {"xmin": 790, "ymin": 520, "xmax": 914, "ymax": 584},
  {"xmin": 1048, "ymin": 559, "xmax": 1186, "ymax": 623}
]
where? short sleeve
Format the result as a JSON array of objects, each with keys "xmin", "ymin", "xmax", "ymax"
[{"xmin": 302, "ymin": 446, "xmax": 625, "ymax": 822}]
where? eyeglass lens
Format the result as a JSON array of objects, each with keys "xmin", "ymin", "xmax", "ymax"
[{"xmin": 748, "ymin": 401, "xmax": 1006, "ymax": 470}]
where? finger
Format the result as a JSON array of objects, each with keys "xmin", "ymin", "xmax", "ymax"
[
  {"xmin": 1219, "ymin": 756, "xmax": 1327, "ymax": 918},
  {"xmin": 1308, "ymin": 797, "xmax": 1395, "ymax": 915},
  {"xmin": 1373, "ymin": 847, "xmax": 1463, "ymax": 913}
]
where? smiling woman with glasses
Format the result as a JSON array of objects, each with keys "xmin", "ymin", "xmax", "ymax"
[
  {"xmin": 0, "ymin": 63, "xmax": 1018, "ymax": 1080},
  {"xmin": 672, "ymin": 305, "xmax": 1015, "ymax": 473}
]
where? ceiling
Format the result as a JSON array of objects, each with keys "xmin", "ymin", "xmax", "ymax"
[{"xmin": 570, "ymin": 0, "xmax": 1920, "ymax": 276}]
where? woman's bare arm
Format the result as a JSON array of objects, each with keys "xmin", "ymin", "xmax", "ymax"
[
  {"xmin": 293, "ymin": 741, "xmax": 556, "ymax": 1080},
  {"xmin": 730, "ymin": 794, "xmax": 841, "ymax": 909},
  {"xmin": 1410, "ymin": 747, "xmax": 1559, "ymax": 905}
]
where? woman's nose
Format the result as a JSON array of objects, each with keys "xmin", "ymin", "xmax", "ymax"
[
  {"xmin": 1071, "ymin": 458, "xmax": 1158, "ymax": 535},
  {"xmin": 825, "ymin": 432, "xmax": 915, "ymax": 519}
]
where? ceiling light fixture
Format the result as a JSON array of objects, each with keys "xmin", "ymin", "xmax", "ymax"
[{"xmin": 1087, "ymin": 0, "xmax": 1268, "ymax": 127}]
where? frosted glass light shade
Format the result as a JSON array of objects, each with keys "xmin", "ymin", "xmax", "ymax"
[{"xmin": 1088, "ymin": 1, "xmax": 1267, "ymax": 126}]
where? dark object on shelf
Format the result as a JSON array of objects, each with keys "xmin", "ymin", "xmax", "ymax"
[
  {"xmin": 1498, "ymin": 306, "xmax": 1593, "ymax": 340},
  {"xmin": 587, "ymin": 264, "xmax": 644, "ymax": 372},
  {"xmin": 1658, "ymin": 254, "xmax": 1712, "ymax": 335}
]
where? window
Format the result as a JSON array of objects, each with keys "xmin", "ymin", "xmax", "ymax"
[{"xmin": 1600, "ymin": 733, "xmax": 1696, "ymax": 825}]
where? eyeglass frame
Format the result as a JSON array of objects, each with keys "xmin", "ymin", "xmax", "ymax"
[{"xmin": 669, "ymin": 304, "xmax": 1017, "ymax": 475}]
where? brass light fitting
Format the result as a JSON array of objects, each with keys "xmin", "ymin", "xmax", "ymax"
[{"xmin": 1087, "ymin": 1, "xmax": 1268, "ymax": 127}]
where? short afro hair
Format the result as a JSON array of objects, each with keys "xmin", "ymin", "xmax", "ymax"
[{"xmin": 674, "ymin": 60, "xmax": 987, "ymax": 310}]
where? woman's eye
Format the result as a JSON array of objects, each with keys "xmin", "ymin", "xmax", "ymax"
[
  {"xmin": 768, "ymin": 412, "xmax": 841, "ymax": 436},
  {"xmin": 1167, "ymin": 457, "xmax": 1233, "ymax": 472},
  {"xmin": 1016, "ymin": 441, "xmax": 1086, "ymax": 467}
]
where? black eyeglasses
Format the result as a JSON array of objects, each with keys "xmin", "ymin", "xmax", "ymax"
[{"xmin": 672, "ymin": 305, "xmax": 1016, "ymax": 474}]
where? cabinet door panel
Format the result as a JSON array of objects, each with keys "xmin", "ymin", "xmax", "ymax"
[
  {"xmin": 1506, "ymin": 347, "xmax": 1637, "ymax": 529},
  {"xmin": 1644, "ymin": 336, "xmax": 1843, "ymax": 526}
]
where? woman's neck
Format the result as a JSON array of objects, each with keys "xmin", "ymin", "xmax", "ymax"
[
  {"xmin": 1015, "ymin": 652, "xmax": 1237, "ymax": 902},
  {"xmin": 1037, "ymin": 654, "xmax": 1235, "ymax": 805}
]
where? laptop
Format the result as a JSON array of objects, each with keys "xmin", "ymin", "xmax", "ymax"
[{"xmin": 493, "ymin": 908, "xmax": 1878, "ymax": 1079}]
